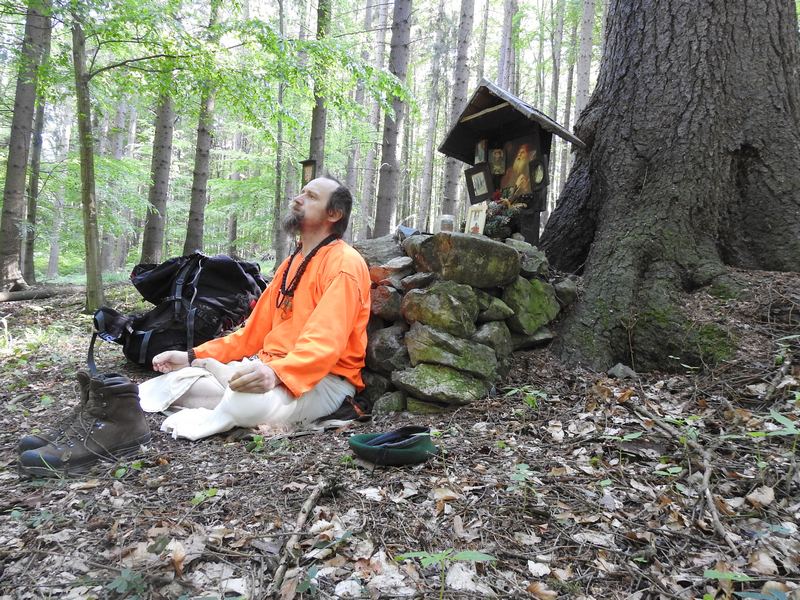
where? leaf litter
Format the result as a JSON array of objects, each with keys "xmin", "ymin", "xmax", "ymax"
[{"xmin": 0, "ymin": 271, "xmax": 798, "ymax": 598}]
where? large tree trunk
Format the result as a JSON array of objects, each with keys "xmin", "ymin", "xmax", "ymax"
[
  {"xmin": 0, "ymin": 0, "xmax": 51, "ymax": 291},
  {"xmin": 72, "ymin": 17, "xmax": 104, "ymax": 312},
  {"xmin": 308, "ymin": 0, "xmax": 331, "ymax": 172},
  {"xmin": 183, "ymin": 86, "xmax": 215, "ymax": 255},
  {"xmin": 541, "ymin": 0, "xmax": 800, "ymax": 371},
  {"xmin": 441, "ymin": 0, "xmax": 475, "ymax": 218},
  {"xmin": 183, "ymin": 3, "xmax": 219, "ymax": 256},
  {"xmin": 141, "ymin": 94, "xmax": 175, "ymax": 264},
  {"xmin": 475, "ymin": 0, "xmax": 489, "ymax": 83},
  {"xmin": 373, "ymin": 0, "xmax": 412, "ymax": 238}
]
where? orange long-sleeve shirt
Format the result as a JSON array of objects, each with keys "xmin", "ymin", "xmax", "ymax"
[{"xmin": 193, "ymin": 240, "xmax": 371, "ymax": 398}]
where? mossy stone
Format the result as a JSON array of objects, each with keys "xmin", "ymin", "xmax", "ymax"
[
  {"xmin": 502, "ymin": 277, "xmax": 561, "ymax": 335},
  {"xmin": 392, "ymin": 364, "xmax": 490, "ymax": 405},
  {"xmin": 405, "ymin": 322, "xmax": 497, "ymax": 379},
  {"xmin": 401, "ymin": 280, "xmax": 479, "ymax": 338}
]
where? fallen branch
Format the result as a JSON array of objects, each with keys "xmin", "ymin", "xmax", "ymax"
[
  {"xmin": 0, "ymin": 285, "xmax": 85, "ymax": 302},
  {"xmin": 268, "ymin": 478, "xmax": 328, "ymax": 595},
  {"xmin": 624, "ymin": 400, "xmax": 740, "ymax": 557}
]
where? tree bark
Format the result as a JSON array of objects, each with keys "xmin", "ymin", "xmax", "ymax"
[
  {"xmin": 141, "ymin": 94, "xmax": 175, "ymax": 264},
  {"xmin": 418, "ymin": 0, "xmax": 446, "ymax": 231},
  {"xmin": 373, "ymin": 0, "xmax": 412, "ymax": 238},
  {"xmin": 441, "ymin": 0, "xmax": 475, "ymax": 218},
  {"xmin": 308, "ymin": 0, "xmax": 331, "ymax": 171},
  {"xmin": 359, "ymin": 0, "xmax": 389, "ymax": 239},
  {"xmin": 272, "ymin": 0, "xmax": 289, "ymax": 266},
  {"xmin": 71, "ymin": 16, "xmax": 104, "ymax": 312},
  {"xmin": 475, "ymin": 0, "xmax": 489, "ymax": 83},
  {"xmin": 541, "ymin": 0, "xmax": 800, "ymax": 371},
  {"xmin": 0, "ymin": 0, "xmax": 51, "ymax": 291}
]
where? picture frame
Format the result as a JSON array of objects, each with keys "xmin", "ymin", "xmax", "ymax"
[
  {"xmin": 489, "ymin": 148, "xmax": 505, "ymax": 175},
  {"xmin": 465, "ymin": 201, "xmax": 488, "ymax": 235},
  {"xmin": 300, "ymin": 159, "xmax": 317, "ymax": 186},
  {"xmin": 464, "ymin": 163, "xmax": 494, "ymax": 205},
  {"xmin": 500, "ymin": 136, "xmax": 537, "ymax": 200},
  {"xmin": 530, "ymin": 154, "xmax": 549, "ymax": 191},
  {"xmin": 474, "ymin": 139, "xmax": 488, "ymax": 164}
]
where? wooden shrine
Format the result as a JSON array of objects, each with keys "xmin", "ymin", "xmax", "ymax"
[{"xmin": 438, "ymin": 79, "xmax": 585, "ymax": 244}]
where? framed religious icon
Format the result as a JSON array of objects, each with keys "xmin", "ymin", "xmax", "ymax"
[
  {"xmin": 464, "ymin": 163, "xmax": 494, "ymax": 204},
  {"xmin": 530, "ymin": 154, "xmax": 549, "ymax": 191},
  {"xmin": 474, "ymin": 139, "xmax": 488, "ymax": 164},
  {"xmin": 500, "ymin": 136, "xmax": 537, "ymax": 200},
  {"xmin": 465, "ymin": 201, "xmax": 488, "ymax": 235},
  {"xmin": 489, "ymin": 148, "xmax": 505, "ymax": 175}
]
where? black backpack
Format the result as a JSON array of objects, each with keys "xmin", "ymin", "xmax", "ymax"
[{"xmin": 93, "ymin": 253, "xmax": 268, "ymax": 367}]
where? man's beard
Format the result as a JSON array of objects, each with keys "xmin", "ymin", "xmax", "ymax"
[{"xmin": 281, "ymin": 211, "xmax": 303, "ymax": 235}]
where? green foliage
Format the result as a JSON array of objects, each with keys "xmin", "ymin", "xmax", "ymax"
[
  {"xmin": 396, "ymin": 548, "xmax": 496, "ymax": 600},
  {"xmin": 190, "ymin": 487, "xmax": 218, "ymax": 506},
  {"xmin": 106, "ymin": 568, "xmax": 147, "ymax": 597},
  {"xmin": 703, "ymin": 569, "xmax": 753, "ymax": 582}
]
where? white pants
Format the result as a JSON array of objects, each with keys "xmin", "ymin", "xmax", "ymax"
[{"xmin": 138, "ymin": 358, "xmax": 353, "ymax": 441}]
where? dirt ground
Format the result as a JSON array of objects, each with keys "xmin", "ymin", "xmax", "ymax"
[{"xmin": 0, "ymin": 270, "xmax": 798, "ymax": 599}]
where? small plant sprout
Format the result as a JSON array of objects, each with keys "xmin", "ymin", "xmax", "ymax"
[
  {"xmin": 504, "ymin": 384, "xmax": 547, "ymax": 410},
  {"xmin": 190, "ymin": 488, "xmax": 218, "ymax": 506},
  {"xmin": 396, "ymin": 549, "xmax": 496, "ymax": 599},
  {"xmin": 509, "ymin": 463, "xmax": 537, "ymax": 511}
]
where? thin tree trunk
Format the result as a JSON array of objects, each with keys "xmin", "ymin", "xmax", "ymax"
[
  {"xmin": 359, "ymin": 1, "xmax": 389, "ymax": 239},
  {"xmin": 0, "ymin": 0, "xmax": 51, "ymax": 290},
  {"xmin": 497, "ymin": 0, "xmax": 517, "ymax": 89},
  {"xmin": 22, "ymin": 79, "xmax": 48, "ymax": 283},
  {"xmin": 559, "ymin": 17, "xmax": 578, "ymax": 195},
  {"xmin": 418, "ymin": 0, "xmax": 446, "ymax": 231},
  {"xmin": 71, "ymin": 16, "xmax": 104, "ymax": 312},
  {"xmin": 141, "ymin": 94, "xmax": 175, "ymax": 264},
  {"xmin": 47, "ymin": 104, "xmax": 72, "ymax": 279},
  {"xmin": 574, "ymin": 0, "xmax": 595, "ymax": 119},
  {"xmin": 541, "ymin": 0, "xmax": 565, "ymax": 226},
  {"xmin": 441, "ymin": 0, "xmax": 475, "ymax": 218},
  {"xmin": 475, "ymin": 0, "xmax": 489, "ymax": 82},
  {"xmin": 308, "ymin": 0, "xmax": 331, "ymax": 171},
  {"xmin": 183, "ymin": 3, "xmax": 219, "ymax": 255}
]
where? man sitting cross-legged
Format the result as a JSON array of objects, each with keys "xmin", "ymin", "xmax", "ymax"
[{"xmin": 142, "ymin": 176, "xmax": 371, "ymax": 440}]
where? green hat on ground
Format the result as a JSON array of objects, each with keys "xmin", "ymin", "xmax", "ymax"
[{"xmin": 349, "ymin": 426, "xmax": 439, "ymax": 466}]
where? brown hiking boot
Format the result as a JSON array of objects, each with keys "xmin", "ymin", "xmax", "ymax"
[
  {"xmin": 17, "ymin": 371, "xmax": 94, "ymax": 453},
  {"xmin": 18, "ymin": 374, "xmax": 150, "ymax": 478}
]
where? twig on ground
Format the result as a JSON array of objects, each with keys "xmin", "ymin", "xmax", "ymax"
[
  {"xmin": 764, "ymin": 358, "xmax": 792, "ymax": 403},
  {"xmin": 624, "ymin": 399, "xmax": 741, "ymax": 557},
  {"xmin": 268, "ymin": 477, "xmax": 328, "ymax": 595}
]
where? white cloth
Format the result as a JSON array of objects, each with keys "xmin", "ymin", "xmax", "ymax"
[
  {"xmin": 139, "ymin": 360, "xmax": 354, "ymax": 441},
  {"xmin": 138, "ymin": 367, "xmax": 222, "ymax": 412}
]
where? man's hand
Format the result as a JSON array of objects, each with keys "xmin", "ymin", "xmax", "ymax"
[
  {"xmin": 152, "ymin": 350, "xmax": 191, "ymax": 373},
  {"xmin": 229, "ymin": 360, "xmax": 279, "ymax": 394}
]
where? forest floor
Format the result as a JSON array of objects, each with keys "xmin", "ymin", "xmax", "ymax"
[{"xmin": 0, "ymin": 269, "xmax": 798, "ymax": 600}]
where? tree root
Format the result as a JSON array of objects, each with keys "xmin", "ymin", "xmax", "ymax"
[
  {"xmin": 624, "ymin": 400, "xmax": 741, "ymax": 557},
  {"xmin": 268, "ymin": 478, "xmax": 328, "ymax": 595}
]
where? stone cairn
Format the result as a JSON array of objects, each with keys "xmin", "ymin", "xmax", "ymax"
[{"xmin": 352, "ymin": 231, "xmax": 577, "ymax": 414}]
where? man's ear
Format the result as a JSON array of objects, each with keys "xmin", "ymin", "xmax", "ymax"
[{"xmin": 326, "ymin": 208, "xmax": 343, "ymax": 223}]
